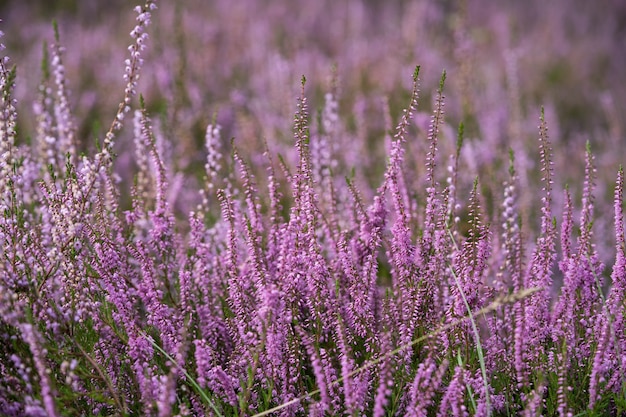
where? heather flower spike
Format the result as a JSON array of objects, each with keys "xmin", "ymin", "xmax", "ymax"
[
  {"xmin": 538, "ymin": 107, "xmax": 554, "ymax": 216},
  {"xmin": 50, "ymin": 20, "xmax": 76, "ymax": 166},
  {"xmin": 384, "ymin": 65, "xmax": 420, "ymax": 238},
  {"xmin": 561, "ymin": 186, "xmax": 574, "ymax": 260},
  {"xmin": 590, "ymin": 166, "xmax": 626, "ymax": 408},
  {"xmin": 233, "ymin": 148, "xmax": 263, "ymax": 240},
  {"xmin": 0, "ymin": 35, "xmax": 17, "ymax": 188},
  {"xmin": 424, "ymin": 69, "xmax": 446, "ymax": 240},
  {"xmin": 405, "ymin": 355, "xmax": 449, "ymax": 416},
  {"xmin": 426, "ymin": 69, "xmax": 446, "ymax": 188},
  {"xmin": 103, "ymin": 0, "xmax": 157, "ymax": 166},
  {"xmin": 523, "ymin": 107, "xmax": 558, "ymax": 377},
  {"xmin": 34, "ymin": 40, "xmax": 58, "ymax": 178},
  {"xmin": 445, "ymin": 122, "xmax": 464, "ymax": 231},
  {"xmin": 294, "ymin": 73, "xmax": 311, "ymax": 199},
  {"xmin": 499, "ymin": 148, "xmax": 528, "ymax": 386},
  {"xmin": 198, "ymin": 117, "xmax": 223, "ymax": 215},
  {"xmin": 579, "ymin": 140, "xmax": 596, "ymax": 256}
]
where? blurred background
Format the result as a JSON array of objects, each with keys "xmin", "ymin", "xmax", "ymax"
[{"xmin": 1, "ymin": 0, "xmax": 625, "ymax": 256}]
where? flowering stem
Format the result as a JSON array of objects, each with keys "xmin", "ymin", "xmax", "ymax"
[
  {"xmin": 448, "ymin": 261, "xmax": 491, "ymax": 415},
  {"xmin": 446, "ymin": 224, "xmax": 491, "ymax": 415},
  {"xmin": 141, "ymin": 331, "xmax": 224, "ymax": 417}
]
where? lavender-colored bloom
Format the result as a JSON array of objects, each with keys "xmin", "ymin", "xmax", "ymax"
[
  {"xmin": 133, "ymin": 109, "xmax": 153, "ymax": 203},
  {"xmin": 335, "ymin": 313, "xmax": 361, "ymax": 415},
  {"xmin": 0, "ymin": 34, "xmax": 17, "ymax": 203},
  {"xmin": 405, "ymin": 355, "xmax": 448, "ymax": 417},
  {"xmin": 197, "ymin": 122, "xmax": 224, "ymax": 215},
  {"xmin": 300, "ymin": 329, "xmax": 332, "ymax": 414},
  {"xmin": 423, "ymin": 71, "xmax": 447, "ymax": 242},
  {"xmin": 372, "ymin": 331, "xmax": 393, "ymax": 417},
  {"xmin": 556, "ymin": 352, "xmax": 572, "ymax": 417},
  {"xmin": 450, "ymin": 181, "xmax": 491, "ymax": 321},
  {"xmin": 102, "ymin": 0, "xmax": 157, "ymax": 166},
  {"xmin": 33, "ymin": 45, "xmax": 57, "ymax": 176},
  {"xmin": 521, "ymin": 383, "xmax": 545, "ymax": 417},
  {"xmin": 156, "ymin": 373, "xmax": 177, "ymax": 417},
  {"xmin": 50, "ymin": 25, "xmax": 76, "ymax": 167},
  {"xmin": 20, "ymin": 324, "xmax": 58, "ymax": 417},
  {"xmin": 553, "ymin": 145, "xmax": 604, "ymax": 365},
  {"xmin": 589, "ymin": 167, "xmax": 626, "ymax": 407},
  {"xmin": 437, "ymin": 366, "xmax": 468, "ymax": 417},
  {"xmin": 523, "ymin": 109, "xmax": 558, "ymax": 374}
]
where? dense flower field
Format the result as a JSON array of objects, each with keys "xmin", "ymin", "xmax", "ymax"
[{"xmin": 1, "ymin": 0, "xmax": 625, "ymax": 416}]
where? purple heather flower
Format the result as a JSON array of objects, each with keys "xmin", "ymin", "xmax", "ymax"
[
  {"xmin": 450, "ymin": 181, "xmax": 491, "ymax": 320},
  {"xmin": 156, "ymin": 373, "xmax": 177, "ymax": 417},
  {"xmin": 102, "ymin": 0, "xmax": 157, "ymax": 165},
  {"xmin": 552, "ymin": 145, "xmax": 605, "ymax": 366},
  {"xmin": 372, "ymin": 331, "xmax": 394, "ymax": 417},
  {"xmin": 336, "ymin": 314, "xmax": 360, "ymax": 415},
  {"xmin": 133, "ymin": 109, "xmax": 153, "ymax": 202},
  {"xmin": 300, "ymin": 329, "xmax": 332, "ymax": 414},
  {"xmin": 522, "ymin": 383, "xmax": 546, "ymax": 417},
  {"xmin": 50, "ymin": 27, "xmax": 76, "ymax": 168},
  {"xmin": 0, "ymin": 40, "xmax": 17, "ymax": 203},
  {"xmin": 522, "ymin": 110, "xmax": 558, "ymax": 375},
  {"xmin": 437, "ymin": 366, "xmax": 468, "ymax": 417},
  {"xmin": 589, "ymin": 167, "xmax": 626, "ymax": 406},
  {"xmin": 20, "ymin": 324, "xmax": 59, "ymax": 417},
  {"xmin": 405, "ymin": 355, "xmax": 449, "ymax": 417}
]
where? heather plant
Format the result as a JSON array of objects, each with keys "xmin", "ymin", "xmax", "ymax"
[{"xmin": 1, "ymin": 1, "xmax": 626, "ymax": 417}]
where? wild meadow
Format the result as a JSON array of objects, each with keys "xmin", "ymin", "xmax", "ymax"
[{"xmin": 0, "ymin": 0, "xmax": 625, "ymax": 415}]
